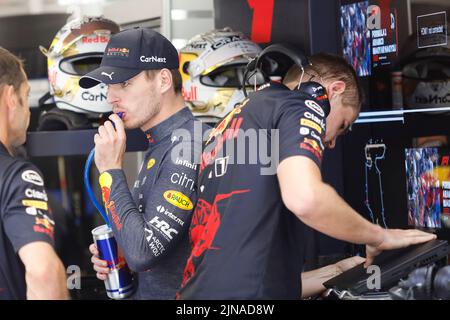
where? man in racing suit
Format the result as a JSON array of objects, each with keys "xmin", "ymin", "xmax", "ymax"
[
  {"xmin": 0, "ymin": 47, "xmax": 68, "ymax": 299},
  {"xmin": 81, "ymin": 28, "xmax": 208, "ymax": 299}
]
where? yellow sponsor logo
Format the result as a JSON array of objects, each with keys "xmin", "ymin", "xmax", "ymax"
[
  {"xmin": 22, "ymin": 200, "xmax": 48, "ymax": 211},
  {"xmin": 163, "ymin": 190, "xmax": 193, "ymax": 210},
  {"xmin": 300, "ymin": 118, "xmax": 322, "ymax": 134},
  {"xmin": 99, "ymin": 172, "xmax": 113, "ymax": 189},
  {"xmin": 147, "ymin": 158, "xmax": 156, "ymax": 170}
]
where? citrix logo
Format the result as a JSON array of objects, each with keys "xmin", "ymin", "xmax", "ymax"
[{"xmin": 140, "ymin": 55, "xmax": 167, "ymax": 63}]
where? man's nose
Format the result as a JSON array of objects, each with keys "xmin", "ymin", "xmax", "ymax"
[{"xmin": 106, "ymin": 86, "xmax": 119, "ymax": 105}]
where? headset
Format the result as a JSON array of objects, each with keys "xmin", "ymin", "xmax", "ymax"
[
  {"xmin": 242, "ymin": 43, "xmax": 330, "ymax": 117},
  {"xmin": 391, "ymin": 264, "xmax": 450, "ymax": 300}
]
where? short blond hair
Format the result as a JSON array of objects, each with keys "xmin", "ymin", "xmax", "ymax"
[{"xmin": 284, "ymin": 53, "xmax": 363, "ymax": 112}]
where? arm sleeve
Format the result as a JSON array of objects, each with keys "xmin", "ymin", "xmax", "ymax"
[
  {"xmin": 100, "ymin": 140, "xmax": 199, "ymax": 272},
  {"xmin": 275, "ymin": 96, "xmax": 326, "ymax": 168},
  {"xmin": 2, "ymin": 164, "xmax": 55, "ymax": 252}
]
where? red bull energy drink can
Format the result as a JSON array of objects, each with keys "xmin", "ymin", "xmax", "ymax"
[{"xmin": 92, "ymin": 224, "xmax": 134, "ymax": 299}]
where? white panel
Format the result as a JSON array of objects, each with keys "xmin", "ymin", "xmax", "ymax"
[
  {"xmin": 171, "ymin": 19, "xmax": 214, "ymax": 39},
  {"xmin": 103, "ymin": 0, "xmax": 162, "ymax": 25},
  {"xmin": 171, "ymin": 0, "xmax": 213, "ymax": 11}
]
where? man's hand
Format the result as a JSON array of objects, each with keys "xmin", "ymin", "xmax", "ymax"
[
  {"xmin": 94, "ymin": 114, "xmax": 126, "ymax": 173},
  {"xmin": 335, "ymin": 256, "xmax": 366, "ymax": 273},
  {"xmin": 365, "ymin": 229, "xmax": 437, "ymax": 267},
  {"xmin": 89, "ymin": 243, "xmax": 110, "ymax": 281}
]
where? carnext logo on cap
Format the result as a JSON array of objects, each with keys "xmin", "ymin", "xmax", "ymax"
[{"xmin": 140, "ymin": 56, "xmax": 167, "ymax": 63}]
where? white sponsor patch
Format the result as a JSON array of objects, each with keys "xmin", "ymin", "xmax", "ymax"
[
  {"xmin": 140, "ymin": 55, "xmax": 167, "ymax": 63},
  {"xmin": 300, "ymin": 127, "xmax": 310, "ymax": 136},
  {"xmin": 310, "ymin": 131, "xmax": 325, "ymax": 150},
  {"xmin": 25, "ymin": 207, "xmax": 38, "ymax": 216},
  {"xmin": 304, "ymin": 111, "xmax": 326, "ymax": 129},
  {"xmin": 305, "ymin": 100, "xmax": 325, "ymax": 117},
  {"xmin": 214, "ymin": 156, "xmax": 229, "ymax": 178},
  {"xmin": 25, "ymin": 188, "xmax": 48, "ymax": 201},
  {"xmin": 149, "ymin": 216, "xmax": 179, "ymax": 240},
  {"xmin": 21, "ymin": 170, "xmax": 44, "ymax": 186}
]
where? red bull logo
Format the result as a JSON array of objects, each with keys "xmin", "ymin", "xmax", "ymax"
[
  {"xmin": 107, "ymin": 201, "xmax": 123, "ymax": 231},
  {"xmin": 99, "ymin": 172, "xmax": 113, "ymax": 205},
  {"xmin": 82, "ymin": 35, "xmax": 109, "ymax": 43},
  {"xmin": 182, "ymin": 86, "xmax": 198, "ymax": 101}
]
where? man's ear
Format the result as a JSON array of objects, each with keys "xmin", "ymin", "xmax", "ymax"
[
  {"xmin": 0, "ymin": 85, "xmax": 15, "ymax": 125},
  {"xmin": 159, "ymin": 69, "xmax": 173, "ymax": 94},
  {"xmin": 1, "ymin": 85, "xmax": 16, "ymax": 111},
  {"xmin": 327, "ymin": 80, "xmax": 346, "ymax": 99}
]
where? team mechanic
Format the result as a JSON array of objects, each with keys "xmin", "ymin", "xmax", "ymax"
[
  {"xmin": 80, "ymin": 28, "xmax": 209, "ymax": 299},
  {"xmin": 0, "ymin": 48, "xmax": 68, "ymax": 299},
  {"xmin": 176, "ymin": 51, "xmax": 436, "ymax": 299}
]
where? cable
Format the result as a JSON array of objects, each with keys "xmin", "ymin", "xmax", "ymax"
[
  {"xmin": 83, "ymin": 112, "xmax": 123, "ymax": 228},
  {"xmin": 84, "ymin": 148, "xmax": 109, "ymax": 226},
  {"xmin": 364, "ymin": 140, "xmax": 388, "ymax": 228},
  {"xmin": 364, "ymin": 159, "xmax": 376, "ymax": 224},
  {"xmin": 374, "ymin": 154, "xmax": 388, "ymax": 228}
]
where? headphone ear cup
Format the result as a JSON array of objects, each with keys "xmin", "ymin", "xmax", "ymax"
[
  {"xmin": 433, "ymin": 266, "xmax": 450, "ymax": 300},
  {"xmin": 406, "ymin": 266, "xmax": 431, "ymax": 299}
]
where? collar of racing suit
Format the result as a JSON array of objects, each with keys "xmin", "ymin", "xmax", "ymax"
[
  {"xmin": 144, "ymin": 106, "xmax": 193, "ymax": 145},
  {"xmin": 254, "ymin": 81, "xmax": 289, "ymax": 94},
  {"xmin": 0, "ymin": 142, "xmax": 8, "ymax": 156}
]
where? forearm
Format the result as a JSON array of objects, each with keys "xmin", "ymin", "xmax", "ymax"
[
  {"xmin": 102, "ymin": 170, "xmax": 161, "ymax": 271},
  {"xmin": 26, "ymin": 260, "xmax": 69, "ymax": 300},
  {"xmin": 301, "ymin": 183, "xmax": 384, "ymax": 247},
  {"xmin": 301, "ymin": 264, "xmax": 340, "ymax": 298}
]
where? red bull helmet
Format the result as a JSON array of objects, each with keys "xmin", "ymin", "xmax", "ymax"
[
  {"xmin": 179, "ymin": 28, "xmax": 262, "ymax": 123},
  {"xmin": 40, "ymin": 16, "xmax": 120, "ymax": 115},
  {"xmin": 400, "ymin": 25, "xmax": 450, "ymax": 112}
]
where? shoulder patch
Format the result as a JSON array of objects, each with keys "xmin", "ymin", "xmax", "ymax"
[{"xmin": 21, "ymin": 170, "xmax": 44, "ymax": 186}]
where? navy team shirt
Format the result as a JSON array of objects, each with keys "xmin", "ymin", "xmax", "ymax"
[
  {"xmin": 0, "ymin": 143, "xmax": 55, "ymax": 299},
  {"xmin": 177, "ymin": 82, "xmax": 328, "ymax": 299}
]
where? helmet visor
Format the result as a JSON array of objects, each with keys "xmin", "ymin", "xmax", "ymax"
[{"xmin": 59, "ymin": 53, "xmax": 104, "ymax": 76}]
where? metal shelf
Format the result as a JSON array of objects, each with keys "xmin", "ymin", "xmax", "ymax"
[
  {"xmin": 26, "ymin": 129, "xmax": 148, "ymax": 157},
  {"xmin": 355, "ymin": 106, "xmax": 450, "ymax": 124}
]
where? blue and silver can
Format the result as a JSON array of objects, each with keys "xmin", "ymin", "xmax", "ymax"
[{"xmin": 92, "ymin": 224, "xmax": 134, "ymax": 299}]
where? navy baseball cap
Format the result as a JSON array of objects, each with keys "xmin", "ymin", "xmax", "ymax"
[{"xmin": 79, "ymin": 27, "xmax": 179, "ymax": 88}]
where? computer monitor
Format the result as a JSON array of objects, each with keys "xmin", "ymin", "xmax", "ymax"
[
  {"xmin": 339, "ymin": 0, "xmax": 411, "ymax": 110},
  {"xmin": 405, "ymin": 147, "xmax": 450, "ymax": 230},
  {"xmin": 340, "ymin": 0, "xmax": 372, "ymax": 77}
]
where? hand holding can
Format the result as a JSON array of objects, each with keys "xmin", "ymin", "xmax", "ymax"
[{"xmin": 92, "ymin": 224, "xmax": 135, "ymax": 299}]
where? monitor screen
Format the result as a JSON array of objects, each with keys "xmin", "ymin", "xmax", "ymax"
[
  {"xmin": 370, "ymin": 4, "xmax": 399, "ymax": 69},
  {"xmin": 405, "ymin": 147, "xmax": 450, "ymax": 230},
  {"xmin": 340, "ymin": 1, "xmax": 372, "ymax": 77}
]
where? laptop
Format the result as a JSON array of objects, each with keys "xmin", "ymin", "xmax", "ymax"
[{"xmin": 323, "ymin": 239, "xmax": 449, "ymax": 295}]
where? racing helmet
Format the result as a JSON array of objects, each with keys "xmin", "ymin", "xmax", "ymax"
[
  {"xmin": 40, "ymin": 16, "xmax": 120, "ymax": 115},
  {"xmin": 179, "ymin": 28, "xmax": 262, "ymax": 123},
  {"xmin": 399, "ymin": 25, "xmax": 450, "ymax": 112}
]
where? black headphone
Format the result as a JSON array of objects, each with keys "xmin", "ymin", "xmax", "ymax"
[
  {"xmin": 433, "ymin": 265, "xmax": 450, "ymax": 300},
  {"xmin": 243, "ymin": 43, "xmax": 310, "ymax": 97},
  {"xmin": 242, "ymin": 43, "xmax": 330, "ymax": 117},
  {"xmin": 391, "ymin": 264, "xmax": 450, "ymax": 300}
]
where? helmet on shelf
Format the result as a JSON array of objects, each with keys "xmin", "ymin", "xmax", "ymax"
[
  {"xmin": 399, "ymin": 24, "xmax": 450, "ymax": 112},
  {"xmin": 179, "ymin": 28, "xmax": 262, "ymax": 123},
  {"xmin": 40, "ymin": 16, "xmax": 120, "ymax": 116}
]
